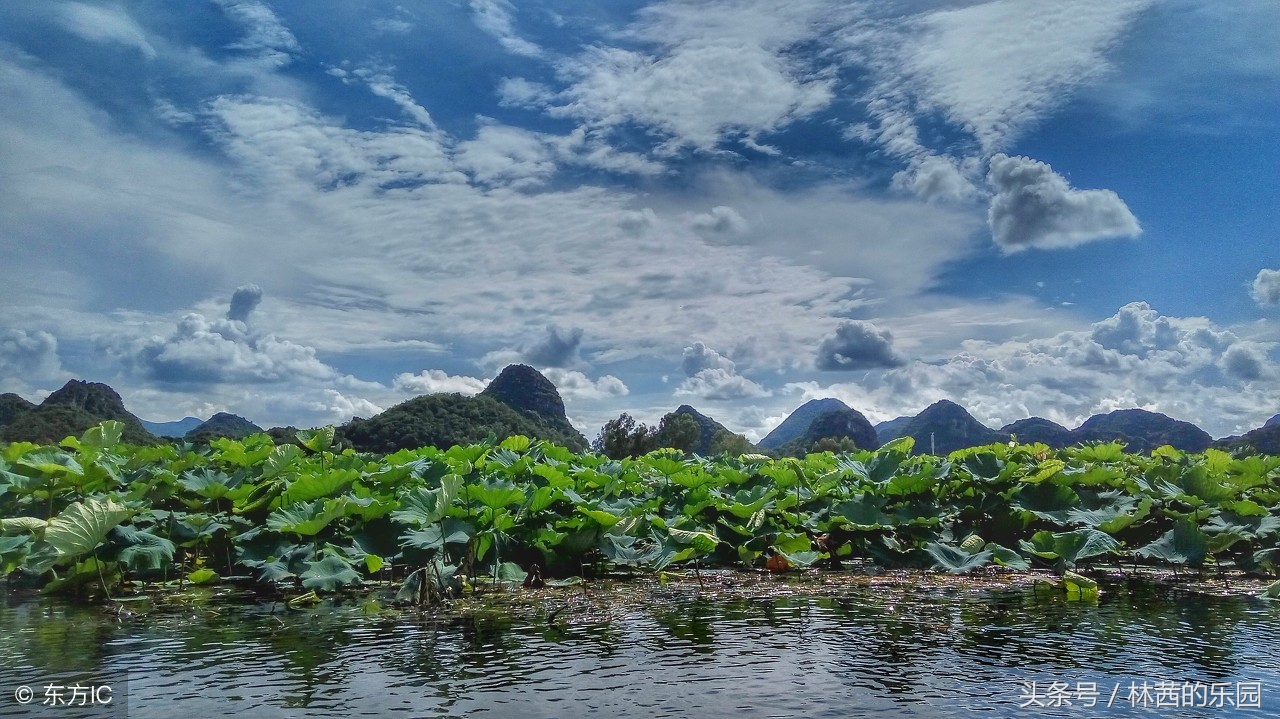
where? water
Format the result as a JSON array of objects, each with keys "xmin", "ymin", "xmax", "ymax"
[{"xmin": 2, "ymin": 582, "xmax": 1278, "ymax": 718}]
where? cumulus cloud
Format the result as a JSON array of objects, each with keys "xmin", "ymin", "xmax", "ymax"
[
  {"xmin": 986, "ymin": 153, "xmax": 1141, "ymax": 251},
  {"xmin": 0, "ymin": 329, "xmax": 64, "ymax": 387},
  {"xmin": 681, "ymin": 341, "xmax": 736, "ymax": 377},
  {"xmin": 227, "ymin": 284, "xmax": 263, "ymax": 323},
  {"xmin": 56, "ymin": 3, "xmax": 156, "ymax": 59},
  {"xmin": 797, "ymin": 302, "xmax": 1278, "ymax": 437},
  {"xmin": 891, "ymin": 155, "xmax": 980, "ymax": 203},
  {"xmin": 1252, "ymin": 268, "xmax": 1280, "ymax": 306},
  {"xmin": 130, "ymin": 313, "xmax": 336, "ymax": 385},
  {"xmin": 675, "ymin": 341, "xmax": 769, "ymax": 400},
  {"xmin": 541, "ymin": 368, "xmax": 629, "ymax": 400},
  {"xmin": 125, "ymin": 289, "xmax": 336, "ymax": 385},
  {"xmin": 816, "ymin": 320, "xmax": 907, "ymax": 371},
  {"xmin": 1221, "ymin": 344, "xmax": 1268, "ymax": 381},
  {"xmin": 523, "ymin": 325, "xmax": 585, "ymax": 368},
  {"xmin": 676, "ymin": 367, "xmax": 771, "ymax": 400},
  {"xmin": 391, "ymin": 369, "xmax": 488, "ymax": 396},
  {"xmin": 690, "ymin": 206, "xmax": 749, "ymax": 234}
]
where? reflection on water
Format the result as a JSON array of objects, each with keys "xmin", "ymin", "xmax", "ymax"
[{"xmin": 2, "ymin": 582, "xmax": 1279, "ymax": 718}]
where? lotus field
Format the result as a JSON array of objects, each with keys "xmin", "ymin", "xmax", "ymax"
[{"xmin": 1, "ymin": 420, "xmax": 1278, "ymax": 601}]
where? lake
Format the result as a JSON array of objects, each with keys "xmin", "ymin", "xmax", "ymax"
[{"xmin": 2, "ymin": 579, "xmax": 1278, "ymax": 718}]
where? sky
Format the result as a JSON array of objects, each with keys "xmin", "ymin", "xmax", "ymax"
[{"xmin": 1, "ymin": 0, "xmax": 1278, "ymax": 441}]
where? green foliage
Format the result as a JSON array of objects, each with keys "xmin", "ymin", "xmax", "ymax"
[{"xmin": 1, "ymin": 419, "xmax": 1278, "ymax": 601}]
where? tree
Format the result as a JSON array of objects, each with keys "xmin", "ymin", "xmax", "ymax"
[
  {"xmin": 707, "ymin": 429, "xmax": 755, "ymax": 457},
  {"xmin": 809, "ymin": 436, "xmax": 860, "ymax": 455},
  {"xmin": 653, "ymin": 412, "xmax": 700, "ymax": 452},
  {"xmin": 592, "ymin": 413, "xmax": 656, "ymax": 459}
]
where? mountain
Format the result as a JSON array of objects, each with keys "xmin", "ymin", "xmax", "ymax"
[
  {"xmin": 0, "ymin": 380, "xmax": 157, "ymax": 445},
  {"xmin": 1000, "ymin": 417, "xmax": 1074, "ymax": 448},
  {"xmin": 185, "ymin": 412, "xmax": 263, "ymax": 443},
  {"xmin": 758, "ymin": 398, "xmax": 851, "ymax": 450},
  {"xmin": 479, "ymin": 364, "xmax": 588, "ymax": 449},
  {"xmin": 341, "ymin": 366, "xmax": 587, "ymax": 453},
  {"xmin": 1212, "ymin": 423, "xmax": 1280, "ymax": 456},
  {"xmin": 0, "ymin": 393, "xmax": 36, "ymax": 427},
  {"xmin": 777, "ymin": 408, "xmax": 880, "ymax": 456},
  {"xmin": 1266, "ymin": 413, "xmax": 1280, "ymax": 428},
  {"xmin": 874, "ymin": 416, "xmax": 912, "ymax": 445},
  {"xmin": 888, "ymin": 400, "xmax": 1007, "ymax": 455},
  {"xmin": 341, "ymin": 393, "xmax": 586, "ymax": 453},
  {"xmin": 1072, "ymin": 409, "xmax": 1211, "ymax": 454},
  {"xmin": 142, "ymin": 416, "xmax": 205, "ymax": 438},
  {"xmin": 670, "ymin": 405, "xmax": 746, "ymax": 455}
]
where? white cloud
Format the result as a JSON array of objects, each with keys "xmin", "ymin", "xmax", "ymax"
[
  {"xmin": 1252, "ymin": 268, "xmax": 1280, "ymax": 306},
  {"xmin": 0, "ymin": 329, "xmax": 65, "ymax": 393},
  {"xmin": 547, "ymin": 43, "xmax": 833, "ymax": 154},
  {"xmin": 126, "ymin": 312, "xmax": 337, "ymax": 385},
  {"xmin": 508, "ymin": 1, "xmax": 846, "ymax": 154},
  {"xmin": 816, "ymin": 320, "xmax": 907, "ymax": 371},
  {"xmin": 793, "ymin": 302, "xmax": 1278, "ymax": 437},
  {"xmin": 469, "ymin": 0, "xmax": 542, "ymax": 58},
  {"xmin": 987, "ymin": 153, "xmax": 1140, "ymax": 251},
  {"xmin": 891, "ymin": 155, "xmax": 981, "ymax": 203},
  {"xmin": 690, "ymin": 206, "xmax": 749, "ymax": 234},
  {"xmin": 454, "ymin": 124, "xmax": 558, "ymax": 186},
  {"xmin": 676, "ymin": 368, "xmax": 770, "ymax": 401},
  {"xmin": 212, "ymin": 0, "xmax": 301, "ymax": 68},
  {"xmin": 675, "ymin": 342, "xmax": 769, "ymax": 400},
  {"xmin": 541, "ymin": 368, "xmax": 629, "ymax": 401},
  {"xmin": 391, "ymin": 369, "xmax": 488, "ymax": 396},
  {"xmin": 56, "ymin": 3, "xmax": 156, "ymax": 59},
  {"xmin": 681, "ymin": 341, "xmax": 735, "ymax": 377},
  {"xmin": 852, "ymin": 0, "xmax": 1153, "ymax": 154}
]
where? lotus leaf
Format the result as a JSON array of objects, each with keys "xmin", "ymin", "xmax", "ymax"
[
  {"xmin": 267, "ymin": 498, "xmax": 349, "ymax": 537},
  {"xmin": 0, "ymin": 535, "xmax": 31, "ymax": 574},
  {"xmin": 44, "ymin": 498, "xmax": 131, "ymax": 561},
  {"xmin": 187, "ymin": 568, "xmax": 218, "ymax": 585},
  {"xmin": 109, "ymin": 525, "xmax": 175, "ymax": 571},
  {"xmin": 924, "ymin": 542, "xmax": 993, "ymax": 573},
  {"xmin": 296, "ymin": 426, "xmax": 335, "ymax": 453},
  {"xmin": 1019, "ymin": 528, "xmax": 1118, "ymax": 569},
  {"xmin": 401, "ymin": 518, "xmax": 474, "ymax": 551},
  {"xmin": 1135, "ymin": 520, "xmax": 1210, "ymax": 567},
  {"xmin": 301, "ymin": 555, "xmax": 362, "ymax": 592}
]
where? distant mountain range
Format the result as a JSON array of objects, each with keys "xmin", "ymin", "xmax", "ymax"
[
  {"xmin": 879, "ymin": 400, "xmax": 1007, "ymax": 455},
  {"xmin": 868, "ymin": 401, "xmax": 1212, "ymax": 455},
  {"xmin": 1, "ymin": 375, "xmax": 1277, "ymax": 457},
  {"xmin": 758, "ymin": 398, "xmax": 878, "ymax": 454},
  {"xmin": 141, "ymin": 416, "xmax": 205, "ymax": 438}
]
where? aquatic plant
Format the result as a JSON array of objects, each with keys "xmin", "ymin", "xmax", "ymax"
[{"xmin": 0, "ymin": 420, "xmax": 1276, "ymax": 602}]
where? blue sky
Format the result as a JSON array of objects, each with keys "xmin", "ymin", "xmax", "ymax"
[{"xmin": 1, "ymin": 0, "xmax": 1277, "ymax": 440}]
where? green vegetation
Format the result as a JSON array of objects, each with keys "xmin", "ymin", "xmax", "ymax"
[
  {"xmin": 1, "ymin": 421, "xmax": 1277, "ymax": 605},
  {"xmin": 340, "ymin": 394, "xmax": 587, "ymax": 454}
]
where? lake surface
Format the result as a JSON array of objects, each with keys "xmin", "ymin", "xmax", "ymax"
[{"xmin": 2, "ymin": 581, "xmax": 1278, "ymax": 718}]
